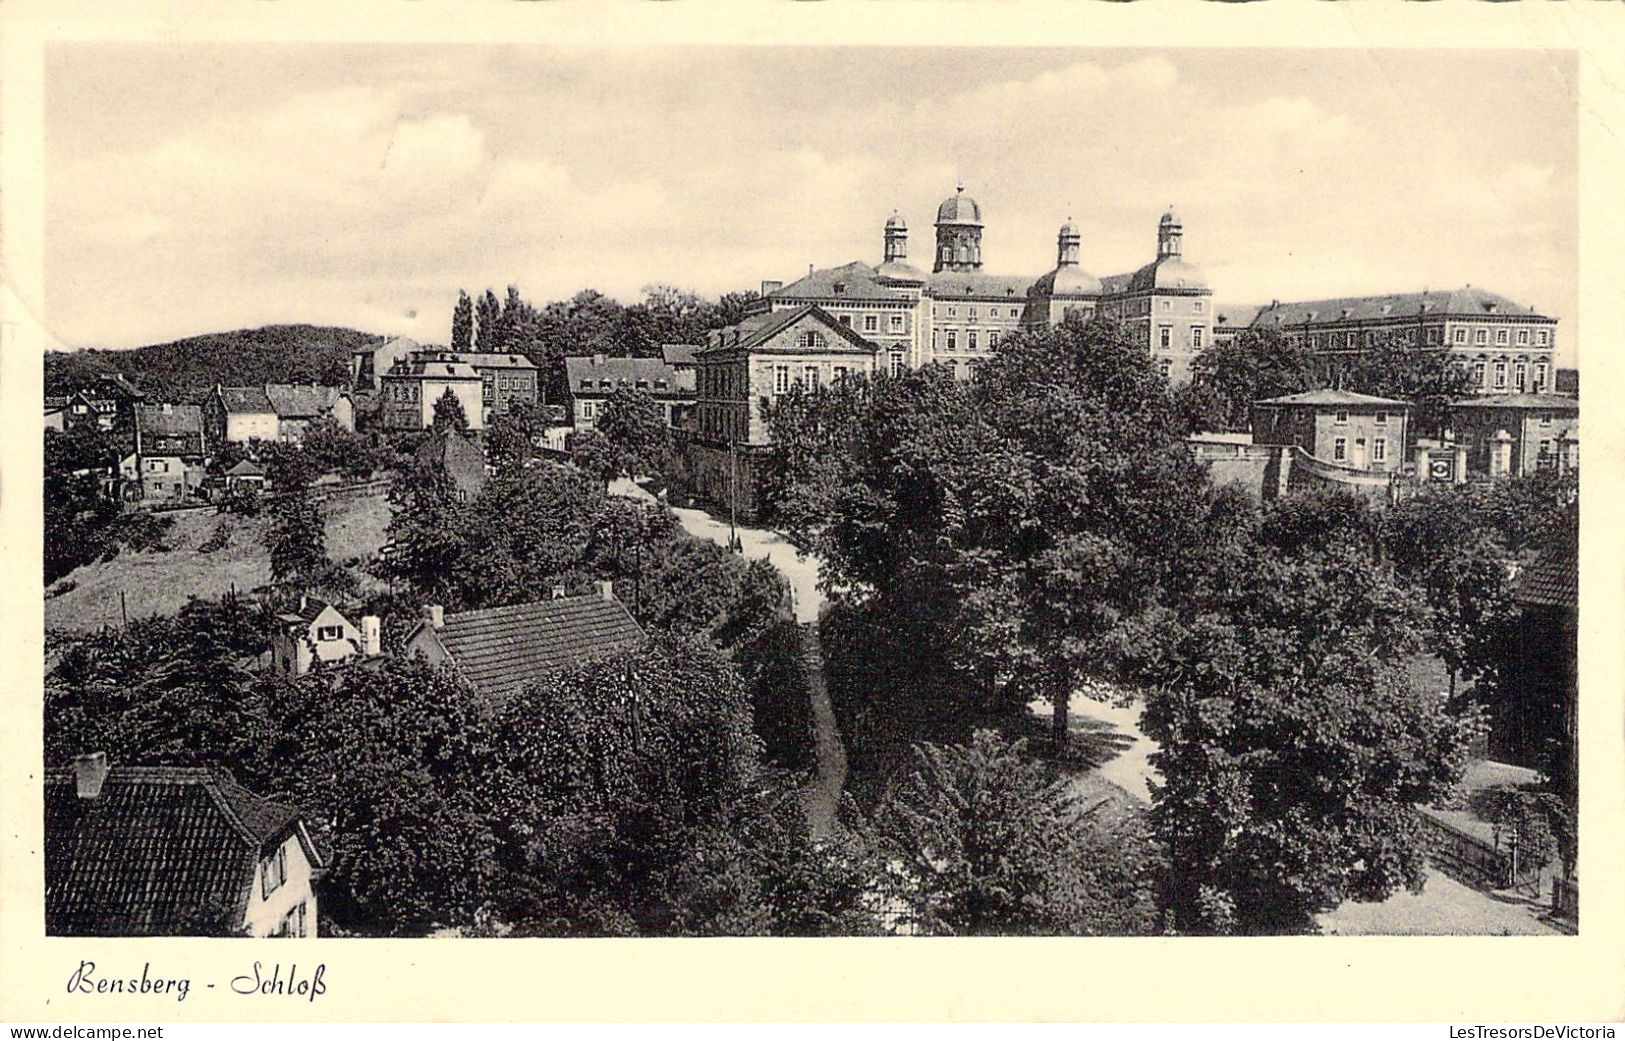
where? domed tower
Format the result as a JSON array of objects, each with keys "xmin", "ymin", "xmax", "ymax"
[
  {"xmin": 1157, "ymin": 207, "xmax": 1183, "ymax": 260},
  {"xmin": 933, "ymin": 183, "xmax": 983, "ymax": 273},
  {"xmin": 883, "ymin": 212, "xmax": 909, "ymax": 265},
  {"xmin": 1056, "ymin": 218, "xmax": 1081, "ymax": 268}
]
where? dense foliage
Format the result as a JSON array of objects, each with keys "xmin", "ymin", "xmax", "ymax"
[{"xmin": 44, "ymin": 426, "xmax": 171, "ymax": 584}]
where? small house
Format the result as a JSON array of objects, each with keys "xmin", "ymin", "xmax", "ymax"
[
  {"xmin": 125, "ymin": 403, "xmax": 206, "ymax": 502},
  {"xmin": 1449, "ymin": 393, "xmax": 1579, "ymax": 479},
  {"xmin": 269, "ymin": 597, "xmax": 380, "ymax": 678},
  {"xmin": 1250, "ymin": 389, "xmax": 1410, "ymax": 473},
  {"xmin": 45, "ymin": 753, "xmax": 322, "ymax": 937}
]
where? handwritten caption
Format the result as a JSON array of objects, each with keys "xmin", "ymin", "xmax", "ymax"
[{"xmin": 66, "ymin": 960, "xmax": 327, "ymax": 1004}]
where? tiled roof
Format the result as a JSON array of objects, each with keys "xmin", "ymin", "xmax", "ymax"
[
  {"xmin": 136, "ymin": 404, "xmax": 204, "ymax": 437},
  {"xmin": 1098, "ymin": 272, "xmax": 1133, "ymax": 295},
  {"xmin": 386, "ymin": 352, "xmax": 481, "ymax": 380},
  {"xmin": 1125, "ymin": 257, "xmax": 1209, "ymax": 293},
  {"xmin": 773, "ymin": 261, "xmax": 913, "ymax": 303},
  {"xmin": 1451, "ymin": 393, "xmax": 1578, "ymax": 411},
  {"xmin": 93, "ymin": 374, "xmax": 146, "ymax": 401},
  {"xmin": 224, "ymin": 458, "xmax": 266, "ymax": 477},
  {"xmin": 1215, "ymin": 304, "xmax": 1266, "ymax": 329},
  {"xmin": 698, "ymin": 305, "xmax": 876, "ymax": 357},
  {"xmin": 421, "ymin": 593, "xmax": 646, "ymax": 699},
  {"xmin": 1513, "ymin": 541, "xmax": 1577, "ymax": 611},
  {"xmin": 660, "ymin": 343, "xmax": 698, "ymax": 367},
  {"xmin": 1251, "ymin": 287, "xmax": 1552, "ymax": 327},
  {"xmin": 44, "ymin": 765, "xmax": 309, "ymax": 936},
  {"xmin": 264, "ymin": 384, "xmax": 345, "ymax": 419},
  {"xmin": 925, "ymin": 271, "xmax": 1036, "ymax": 300},
  {"xmin": 1254, "ymin": 389, "xmax": 1410, "ymax": 408},
  {"xmin": 563, "ymin": 356, "xmax": 692, "ymax": 398},
  {"xmin": 354, "ymin": 335, "xmax": 422, "ymax": 357},
  {"xmin": 456, "ymin": 352, "xmax": 538, "ymax": 370},
  {"xmin": 217, "ymin": 386, "xmax": 275, "ymax": 414},
  {"xmin": 415, "ymin": 429, "xmax": 487, "ymax": 497}
]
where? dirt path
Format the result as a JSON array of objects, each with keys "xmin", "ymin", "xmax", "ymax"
[{"xmin": 659, "ymin": 498, "xmax": 848, "ymax": 832}]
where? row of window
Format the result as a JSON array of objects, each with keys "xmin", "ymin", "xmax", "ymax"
[
  {"xmin": 575, "ymin": 377, "xmax": 670, "ymax": 391},
  {"xmin": 1332, "ymin": 437, "xmax": 1389, "ymax": 464},
  {"xmin": 1156, "ymin": 325, "xmax": 1205, "ymax": 350},
  {"xmin": 1472, "ymin": 360, "xmax": 1549, "ymax": 392},
  {"xmin": 1332, "ymin": 410, "xmax": 1392, "ymax": 426},
  {"xmin": 939, "ymin": 305, "xmax": 1018, "ymax": 322},
  {"xmin": 937, "ymin": 329, "xmax": 999, "ymax": 351},
  {"xmin": 772, "ymin": 363, "xmax": 856, "ymax": 395},
  {"xmin": 1454, "ymin": 326, "xmax": 1551, "ymax": 347}
]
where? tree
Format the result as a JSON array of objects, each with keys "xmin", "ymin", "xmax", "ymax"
[
  {"xmin": 475, "ymin": 289, "xmax": 503, "ymax": 353},
  {"xmin": 485, "ymin": 398, "xmax": 549, "ymax": 473},
  {"xmin": 1335, "ymin": 332, "xmax": 1476, "ymax": 439},
  {"xmin": 451, "ymin": 290, "xmax": 474, "ymax": 353},
  {"xmin": 1132, "ymin": 501, "xmax": 1482, "ymax": 934},
  {"xmin": 876, "ymin": 730, "xmax": 1158, "ymax": 936},
  {"xmin": 597, "ymin": 388, "xmax": 670, "ymax": 480},
  {"xmin": 432, "ymin": 387, "xmax": 470, "ymax": 433},
  {"xmin": 45, "ymin": 425, "xmax": 170, "ymax": 584},
  {"xmin": 1186, "ymin": 327, "xmax": 1318, "ymax": 431},
  {"xmin": 570, "ymin": 429, "xmax": 619, "ymax": 489},
  {"xmin": 264, "ymin": 490, "xmax": 330, "ymax": 590}
]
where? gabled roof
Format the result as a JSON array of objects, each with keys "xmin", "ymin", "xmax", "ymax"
[
  {"xmin": 216, "ymin": 386, "xmax": 275, "ymax": 414},
  {"xmin": 225, "ymin": 458, "xmax": 266, "ymax": 477},
  {"xmin": 563, "ymin": 356, "xmax": 692, "ymax": 397},
  {"xmin": 385, "ymin": 352, "xmax": 481, "ymax": 380},
  {"xmin": 415, "ymin": 428, "xmax": 487, "ymax": 497},
  {"xmin": 1252, "ymin": 287, "xmax": 1552, "ymax": 327},
  {"xmin": 92, "ymin": 373, "xmax": 146, "ymax": 401},
  {"xmin": 1451, "ymin": 393, "xmax": 1579, "ymax": 411},
  {"xmin": 44, "ymin": 764, "xmax": 315, "ymax": 936},
  {"xmin": 660, "ymin": 343, "xmax": 698, "ymax": 367},
  {"xmin": 1513, "ymin": 540, "xmax": 1577, "ymax": 611},
  {"xmin": 264, "ymin": 384, "xmax": 346, "ymax": 419},
  {"xmin": 772, "ymin": 261, "xmax": 912, "ymax": 304},
  {"xmin": 1254, "ymin": 389, "xmax": 1410, "ymax": 408},
  {"xmin": 412, "ymin": 593, "xmax": 647, "ymax": 700},
  {"xmin": 696, "ymin": 304, "xmax": 877, "ymax": 357},
  {"xmin": 354, "ymin": 335, "xmax": 421, "ymax": 357},
  {"xmin": 135, "ymin": 404, "xmax": 205, "ymax": 437}
]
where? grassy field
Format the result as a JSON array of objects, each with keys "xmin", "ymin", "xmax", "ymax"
[{"xmin": 45, "ymin": 486, "xmax": 393, "ymax": 631}]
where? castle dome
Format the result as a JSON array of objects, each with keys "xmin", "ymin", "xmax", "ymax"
[
  {"xmin": 936, "ymin": 186, "xmax": 983, "ymax": 227},
  {"xmin": 1160, "ymin": 207, "xmax": 1181, "ymax": 227},
  {"xmin": 1128, "ymin": 257, "xmax": 1207, "ymax": 292},
  {"xmin": 885, "ymin": 212, "xmax": 908, "ymax": 231}
]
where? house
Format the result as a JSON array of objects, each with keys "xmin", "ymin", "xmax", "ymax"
[
  {"xmin": 1449, "ymin": 393, "xmax": 1579, "ymax": 479},
  {"xmin": 684, "ymin": 304, "xmax": 879, "ymax": 519},
  {"xmin": 1497, "ymin": 538, "xmax": 1578, "ymax": 797},
  {"xmin": 457, "ymin": 352, "xmax": 540, "ymax": 423},
  {"xmin": 1210, "ymin": 304, "xmax": 1264, "ymax": 349},
  {"xmin": 223, "ymin": 458, "xmax": 269, "ymax": 493},
  {"xmin": 379, "ymin": 350, "xmax": 485, "ymax": 432},
  {"xmin": 82, "ymin": 373, "xmax": 148, "ymax": 443},
  {"xmin": 1250, "ymin": 389, "xmax": 1410, "ymax": 473},
  {"xmin": 401, "ymin": 582, "xmax": 646, "ymax": 701},
  {"xmin": 351, "ymin": 335, "xmax": 424, "ymax": 392},
  {"xmin": 45, "ymin": 753, "xmax": 322, "ymax": 937},
  {"xmin": 269, "ymin": 597, "xmax": 380, "ymax": 678},
  {"xmin": 205, "ymin": 383, "xmax": 355, "ymax": 446},
  {"xmin": 122, "ymin": 403, "xmax": 206, "ymax": 502},
  {"xmin": 563, "ymin": 355, "xmax": 695, "ymax": 431},
  {"xmin": 414, "ymin": 427, "xmax": 488, "ymax": 501},
  {"xmin": 660, "ymin": 342, "xmax": 699, "ymax": 376}
]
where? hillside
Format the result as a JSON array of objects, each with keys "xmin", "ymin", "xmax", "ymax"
[
  {"xmin": 45, "ymin": 323, "xmax": 383, "ymax": 404},
  {"xmin": 44, "ymin": 485, "xmax": 393, "ymax": 631}
]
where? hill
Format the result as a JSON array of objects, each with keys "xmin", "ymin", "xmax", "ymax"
[
  {"xmin": 43, "ymin": 483, "xmax": 393, "ymax": 632},
  {"xmin": 44, "ymin": 323, "xmax": 384, "ymax": 404}
]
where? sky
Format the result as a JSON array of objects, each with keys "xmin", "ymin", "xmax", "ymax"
[{"xmin": 44, "ymin": 45, "xmax": 1579, "ymax": 365}]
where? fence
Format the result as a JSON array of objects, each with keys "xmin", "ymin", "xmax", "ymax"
[{"xmin": 1416, "ymin": 806, "xmax": 1541, "ymax": 891}]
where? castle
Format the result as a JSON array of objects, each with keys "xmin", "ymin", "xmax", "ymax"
[{"xmin": 755, "ymin": 185, "xmax": 1214, "ymax": 383}]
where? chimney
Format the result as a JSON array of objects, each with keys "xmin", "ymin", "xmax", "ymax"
[
  {"xmin": 593, "ymin": 353, "xmax": 607, "ymax": 366},
  {"xmin": 421, "ymin": 604, "xmax": 444, "ymax": 629},
  {"xmin": 551, "ymin": 584, "xmax": 567, "ymax": 600},
  {"xmin": 74, "ymin": 752, "xmax": 109, "ymax": 800},
  {"xmin": 360, "ymin": 615, "xmax": 381, "ymax": 657},
  {"xmin": 597, "ymin": 579, "xmax": 614, "ymax": 602},
  {"xmin": 761, "ymin": 280, "xmax": 782, "ymax": 297},
  {"xmin": 299, "ymin": 593, "xmax": 308, "ymax": 612}
]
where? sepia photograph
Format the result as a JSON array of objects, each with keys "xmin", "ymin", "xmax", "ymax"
[{"xmin": 31, "ymin": 40, "xmax": 1587, "ymax": 948}]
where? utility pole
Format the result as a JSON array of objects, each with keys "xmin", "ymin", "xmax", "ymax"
[{"xmin": 120, "ymin": 590, "xmax": 128, "ymax": 626}]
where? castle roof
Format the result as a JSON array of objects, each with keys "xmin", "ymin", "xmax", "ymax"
[
  {"xmin": 1252, "ymin": 288, "xmax": 1550, "ymax": 327},
  {"xmin": 1451, "ymin": 393, "xmax": 1578, "ymax": 411},
  {"xmin": 1254, "ymin": 389, "xmax": 1410, "ymax": 408},
  {"xmin": 563, "ymin": 356, "xmax": 692, "ymax": 397},
  {"xmin": 936, "ymin": 188, "xmax": 983, "ymax": 226},
  {"xmin": 925, "ymin": 271, "xmax": 1035, "ymax": 300}
]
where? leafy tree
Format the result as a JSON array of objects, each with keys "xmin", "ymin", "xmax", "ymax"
[
  {"xmin": 570, "ymin": 428, "xmax": 619, "ymax": 489},
  {"xmin": 45, "ymin": 426, "xmax": 171, "ymax": 584},
  {"xmin": 1335, "ymin": 332, "xmax": 1476, "ymax": 438},
  {"xmin": 1131, "ymin": 503, "xmax": 1482, "ymax": 935},
  {"xmin": 451, "ymin": 290, "xmax": 474, "ymax": 353},
  {"xmin": 257, "ymin": 440, "xmax": 317, "ymax": 492},
  {"xmin": 265, "ymin": 657, "xmax": 500, "ymax": 935},
  {"xmin": 475, "ymin": 288, "xmax": 502, "ymax": 353},
  {"xmin": 301, "ymin": 417, "xmax": 392, "ymax": 481},
  {"xmin": 375, "ymin": 453, "xmax": 473, "ymax": 607},
  {"xmin": 597, "ymin": 387, "xmax": 670, "ymax": 479},
  {"xmin": 485, "ymin": 398, "xmax": 549, "ymax": 473},
  {"xmin": 432, "ymin": 387, "xmax": 470, "ymax": 433},
  {"xmin": 264, "ymin": 490, "xmax": 330, "ymax": 590},
  {"xmin": 1186, "ymin": 327, "xmax": 1318, "ymax": 431},
  {"xmin": 876, "ymin": 730, "xmax": 1158, "ymax": 936}
]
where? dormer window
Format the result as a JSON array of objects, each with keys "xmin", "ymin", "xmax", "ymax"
[
  {"xmin": 636, "ymin": 379, "xmax": 649, "ymax": 390},
  {"xmin": 655, "ymin": 379, "xmax": 668, "ymax": 390},
  {"xmin": 579, "ymin": 379, "xmax": 591, "ymax": 390}
]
